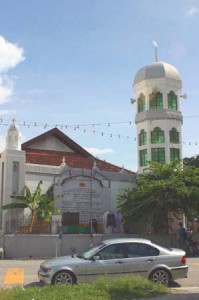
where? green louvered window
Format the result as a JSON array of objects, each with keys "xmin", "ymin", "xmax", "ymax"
[
  {"xmin": 168, "ymin": 91, "xmax": 177, "ymax": 111},
  {"xmin": 170, "ymin": 148, "xmax": 180, "ymax": 162},
  {"xmin": 149, "ymin": 92, "xmax": 163, "ymax": 110},
  {"xmin": 140, "ymin": 149, "xmax": 148, "ymax": 167},
  {"xmin": 151, "ymin": 127, "xmax": 165, "ymax": 144},
  {"xmin": 139, "ymin": 130, "xmax": 147, "ymax": 146},
  {"xmin": 151, "ymin": 148, "xmax": 165, "ymax": 164},
  {"xmin": 138, "ymin": 94, "xmax": 146, "ymax": 113},
  {"xmin": 170, "ymin": 128, "xmax": 179, "ymax": 144}
]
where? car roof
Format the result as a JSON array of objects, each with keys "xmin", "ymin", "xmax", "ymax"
[{"xmin": 102, "ymin": 238, "xmax": 152, "ymax": 245}]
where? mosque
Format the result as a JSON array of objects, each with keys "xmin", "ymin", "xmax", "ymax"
[
  {"xmin": 0, "ymin": 54, "xmax": 184, "ymax": 235},
  {"xmin": 0, "ymin": 124, "xmax": 135, "ymax": 234}
]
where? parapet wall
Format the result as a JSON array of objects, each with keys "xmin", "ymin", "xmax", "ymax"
[{"xmin": 3, "ymin": 232, "xmax": 197, "ymax": 259}]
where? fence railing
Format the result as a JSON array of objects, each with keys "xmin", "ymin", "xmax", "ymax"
[
  {"xmin": 4, "ymin": 220, "xmax": 99, "ymax": 235},
  {"xmin": 5, "ymin": 220, "xmax": 60, "ymax": 234},
  {"xmin": 5, "ymin": 218, "xmax": 199, "ymax": 235}
]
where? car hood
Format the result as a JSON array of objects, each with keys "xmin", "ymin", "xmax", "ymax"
[{"xmin": 42, "ymin": 255, "xmax": 84, "ymax": 267}]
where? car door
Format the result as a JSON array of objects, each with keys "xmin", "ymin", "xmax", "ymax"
[
  {"xmin": 122, "ymin": 242, "xmax": 160, "ymax": 279},
  {"xmin": 84, "ymin": 243, "xmax": 127, "ymax": 281}
]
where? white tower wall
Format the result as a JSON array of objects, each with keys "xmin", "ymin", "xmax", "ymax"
[
  {"xmin": 0, "ymin": 120, "xmax": 26, "ymax": 228},
  {"xmin": 133, "ymin": 61, "xmax": 183, "ymax": 173}
]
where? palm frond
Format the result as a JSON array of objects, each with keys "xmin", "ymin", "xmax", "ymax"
[{"xmin": 3, "ymin": 203, "xmax": 28, "ymax": 209}]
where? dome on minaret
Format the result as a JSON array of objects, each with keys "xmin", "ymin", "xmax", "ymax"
[
  {"xmin": 134, "ymin": 61, "xmax": 181, "ymax": 85},
  {"xmin": 8, "ymin": 119, "xmax": 20, "ymax": 132},
  {"xmin": 6, "ymin": 119, "xmax": 21, "ymax": 150}
]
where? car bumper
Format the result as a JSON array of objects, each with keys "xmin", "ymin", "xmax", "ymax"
[
  {"xmin": 38, "ymin": 271, "xmax": 52, "ymax": 285},
  {"xmin": 170, "ymin": 266, "xmax": 188, "ymax": 280}
]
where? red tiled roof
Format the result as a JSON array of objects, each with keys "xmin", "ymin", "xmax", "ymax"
[
  {"xmin": 22, "ymin": 127, "xmax": 135, "ymax": 174},
  {"xmin": 25, "ymin": 149, "xmax": 134, "ymax": 173}
]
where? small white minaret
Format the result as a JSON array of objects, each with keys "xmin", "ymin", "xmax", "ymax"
[
  {"xmin": 0, "ymin": 120, "xmax": 26, "ymax": 228},
  {"xmin": 133, "ymin": 55, "xmax": 183, "ymax": 173},
  {"xmin": 6, "ymin": 118, "xmax": 22, "ymax": 150}
]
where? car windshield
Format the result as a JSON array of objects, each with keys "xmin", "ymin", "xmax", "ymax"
[{"xmin": 77, "ymin": 242, "xmax": 106, "ymax": 260}]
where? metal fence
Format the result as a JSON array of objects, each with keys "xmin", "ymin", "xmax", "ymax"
[
  {"xmin": 4, "ymin": 219, "xmax": 96, "ymax": 235},
  {"xmin": 5, "ymin": 220, "xmax": 61, "ymax": 234},
  {"xmin": 5, "ymin": 218, "xmax": 199, "ymax": 235}
]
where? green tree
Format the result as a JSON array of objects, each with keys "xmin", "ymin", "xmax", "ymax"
[
  {"xmin": 36, "ymin": 185, "xmax": 55, "ymax": 221},
  {"xmin": 117, "ymin": 161, "xmax": 199, "ymax": 233},
  {"xmin": 2, "ymin": 181, "xmax": 55, "ymax": 232},
  {"xmin": 184, "ymin": 155, "xmax": 199, "ymax": 168}
]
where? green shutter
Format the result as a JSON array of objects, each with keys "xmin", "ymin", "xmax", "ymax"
[
  {"xmin": 150, "ymin": 92, "xmax": 163, "ymax": 110},
  {"xmin": 170, "ymin": 128, "xmax": 179, "ymax": 144},
  {"xmin": 139, "ymin": 130, "xmax": 147, "ymax": 146},
  {"xmin": 151, "ymin": 127, "xmax": 164, "ymax": 144},
  {"xmin": 140, "ymin": 149, "xmax": 148, "ymax": 166},
  {"xmin": 168, "ymin": 91, "xmax": 177, "ymax": 110},
  {"xmin": 170, "ymin": 148, "xmax": 180, "ymax": 161},
  {"xmin": 138, "ymin": 94, "xmax": 146, "ymax": 112},
  {"xmin": 152, "ymin": 148, "xmax": 165, "ymax": 164}
]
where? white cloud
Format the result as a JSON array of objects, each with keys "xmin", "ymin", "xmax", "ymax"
[
  {"xmin": 84, "ymin": 147, "xmax": 114, "ymax": 156},
  {"xmin": 0, "ymin": 36, "xmax": 25, "ymax": 104},
  {"xmin": 0, "ymin": 36, "xmax": 25, "ymax": 72},
  {"xmin": 186, "ymin": 7, "xmax": 199, "ymax": 17},
  {"xmin": 0, "ymin": 85, "xmax": 12, "ymax": 104},
  {"xmin": 0, "ymin": 75, "xmax": 15, "ymax": 104}
]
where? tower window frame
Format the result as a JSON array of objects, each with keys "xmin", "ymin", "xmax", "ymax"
[
  {"xmin": 138, "ymin": 93, "xmax": 146, "ymax": 113},
  {"xmin": 151, "ymin": 148, "xmax": 165, "ymax": 164},
  {"xmin": 149, "ymin": 92, "xmax": 163, "ymax": 110},
  {"xmin": 168, "ymin": 91, "xmax": 178, "ymax": 111},
  {"xmin": 139, "ymin": 129, "xmax": 147, "ymax": 146},
  {"xmin": 170, "ymin": 128, "xmax": 179, "ymax": 144},
  {"xmin": 139, "ymin": 149, "xmax": 148, "ymax": 167},
  {"xmin": 170, "ymin": 148, "xmax": 180, "ymax": 162},
  {"xmin": 151, "ymin": 127, "xmax": 165, "ymax": 144}
]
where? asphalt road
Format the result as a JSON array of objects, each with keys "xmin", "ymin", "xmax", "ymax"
[{"xmin": 0, "ymin": 257, "xmax": 198, "ymax": 299}]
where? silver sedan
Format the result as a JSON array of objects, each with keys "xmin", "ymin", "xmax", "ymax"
[{"xmin": 38, "ymin": 238, "xmax": 188, "ymax": 286}]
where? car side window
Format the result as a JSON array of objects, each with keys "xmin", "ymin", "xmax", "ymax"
[
  {"xmin": 97, "ymin": 244, "xmax": 128, "ymax": 260},
  {"xmin": 147, "ymin": 245, "xmax": 159, "ymax": 256},
  {"xmin": 128, "ymin": 243, "xmax": 138, "ymax": 257},
  {"xmin": 128, "ymin": 243, "xmax": 159, "ymax": 257}
]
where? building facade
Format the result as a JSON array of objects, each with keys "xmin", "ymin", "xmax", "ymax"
[{"xmin": 0, "ymin": 120, "xmax": 135, "ymax": 234}]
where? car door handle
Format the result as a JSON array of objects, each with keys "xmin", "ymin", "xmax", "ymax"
[
  {"xmin": 146, "ymin": 258, "xmax": 154, "ymax": 262},
  {"xmin": 115, "ymin": 261, "xmax": 124, "ymax": 264}
]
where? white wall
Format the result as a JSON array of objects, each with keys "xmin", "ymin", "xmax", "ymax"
[
  {"xmin": 29, "ymin": 136, "xmax": 74, "ymax": 152},
  {"xmin": 2, "ymin": 232, "xmax": 188, "ymax": 259}
]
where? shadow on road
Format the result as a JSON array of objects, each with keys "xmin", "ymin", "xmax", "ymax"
[
  {"xmin": 169, "ymin": 281, "xmax": 181, "ymax": 287},
  {"xmin": 24, "ymin": 281, "xmax": 44, "ymax": 288}
]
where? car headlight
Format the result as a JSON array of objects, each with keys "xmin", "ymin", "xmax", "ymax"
[{"xmin": 42, "ymin": 266, "xmax": 52, "ymax": 273}]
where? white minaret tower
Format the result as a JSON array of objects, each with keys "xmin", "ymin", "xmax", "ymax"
[
  {"xmin": 0, "ymin": 119, "xmax": 25, "ymax": 229},
  {"xmin": 6, "ymin": 118, "xmax": 22, "ymax": 150},
  {"xmin": 133, "ymin": 46, "xmax": 183, "ymax": 173}
]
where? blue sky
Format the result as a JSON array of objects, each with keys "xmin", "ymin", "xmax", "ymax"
[{"xmin": 0, "ymin": 0, "xmax": 199, "ymax": 172}]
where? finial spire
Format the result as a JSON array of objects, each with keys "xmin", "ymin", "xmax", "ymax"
[{"xmin": 152, "ymin": 40, "xmax": 158, "ymax": 62}]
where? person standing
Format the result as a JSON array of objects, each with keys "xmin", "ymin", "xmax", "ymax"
[{"xmin": 176, "ymin": 222, "xmax": 187, "ymax": 251}]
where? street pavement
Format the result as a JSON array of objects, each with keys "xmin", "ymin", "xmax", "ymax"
[{"xmin": 0, "ymin": 257, "xmax": 198, "ymax": 299}]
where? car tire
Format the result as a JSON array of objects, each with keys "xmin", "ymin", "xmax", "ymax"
[
  {"xmin": 149, "ymin": 268, "xmax": 171, "ymax": 286},
  {"xmin": 52, "ymin": 270, "xmax": 76, "ymax": 285}
]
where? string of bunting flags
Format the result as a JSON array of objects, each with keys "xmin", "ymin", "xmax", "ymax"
[{"xmin": 0, "ymin": 117, "xmax": 198, "ymax": 145}]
